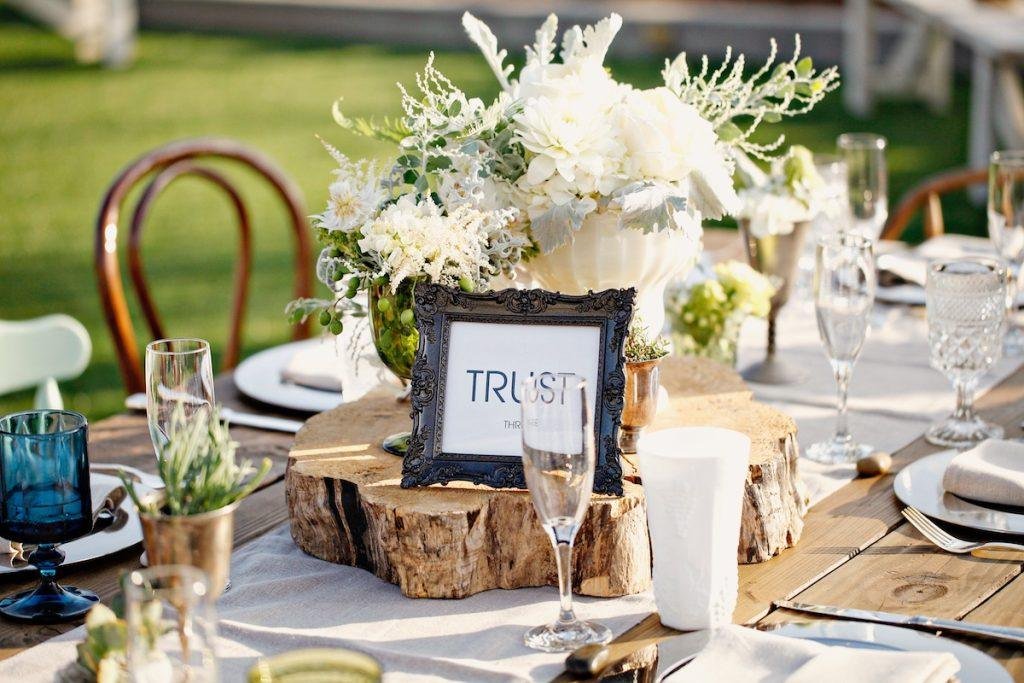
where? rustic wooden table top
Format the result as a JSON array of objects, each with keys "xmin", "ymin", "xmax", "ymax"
[{"xmin": 2, "ymin": 229, "xmax": 1022, "ymax": 681}]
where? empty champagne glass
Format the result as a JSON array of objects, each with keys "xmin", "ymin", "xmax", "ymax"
[
  {"xmin": 146, "ymin": 339, "xmax": 215, "ymax": 455},
  {"xmin": 124, "ymin": 565, "xmax": 218, "ymax": 682},
  {"xmin": 805, "ymin": 234, "xmax": 877, "ymax": 464},
  {"xmin": 838, "ymin": 133, "xmax": 888, "ymax": 239},
  {"xmin": 926, "ymin": 258, "xmax": 1007, "ymax": 448},
  {"xmin": 987, "ymin": 150, "xmax": 1024, "ymax": 356},
  {"xmin": 520, "ymin": 374, "xmax": 610, "ymax": 652}
]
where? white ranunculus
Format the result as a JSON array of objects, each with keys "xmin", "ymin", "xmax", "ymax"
[
  {"xmin": 620, "ymin": 87, "xmax": 713, "ymax": 183},
  {"xmin": 736, "ymin": 188, "xmax": 814, "ymax": 239}
]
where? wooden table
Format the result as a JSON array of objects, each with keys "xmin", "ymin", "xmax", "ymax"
[{"xmin": 2, "ymin": 229, "xmax": 1023, "ymax": 680}]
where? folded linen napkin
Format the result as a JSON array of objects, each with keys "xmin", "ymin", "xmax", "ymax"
[
  {"xmin": 943, "ymin": 439, "xmax": 1024, "ymax": 507},
  {"xmin": 280, "ymin": 337, "xmax": 383, "ymax": 402},
  {"xmin": 666, "ymin": 625, "xmax": 960, "ymax": 683},
  {"xmin": 876, "ymin": 234, "xmax": 995, "ymax": 288}
]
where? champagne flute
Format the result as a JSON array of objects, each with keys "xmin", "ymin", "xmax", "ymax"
[
  {"xmin": 805, "ymin": 234, "xmax": 877, "ymax": 464},
  {"xmin": 925, "ymin": 258, "xmax": 1006, "ymax": 448},
  {"xmin": 519, "ymin": 373, "xmax": 610, "ymax": 653},
  {"xmin": 145, "ymin": 338, "xmax": 215, "ymax": 455},
  {"xmin": 838, "ymin": 133, "xmax": 888, "ymax": 239},
  {"xmin": 987, "ymin": 150, "xmax": 1024, "ymax": 356}
]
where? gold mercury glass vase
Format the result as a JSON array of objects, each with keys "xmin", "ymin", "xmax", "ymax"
[
  {"xmin": 619, "ymin": 356, "xmax": 664, "ymax": 463},
  {"xmin": 368, "ymin": 279, "xmax": 419, "ymax": 456}
]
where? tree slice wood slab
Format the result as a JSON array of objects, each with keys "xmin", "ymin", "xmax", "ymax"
[{"xmin": 286, "ymin": 357, "xmax": 804, "ymax": 599}]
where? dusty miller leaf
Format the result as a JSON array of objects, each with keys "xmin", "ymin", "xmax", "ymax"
[
  {"xmin": 609, "ymin": 182, "xmax": 690, "ymax": 234},
  {"xmin": 531, "ymin": 199, "xmax": 595, "ymax": 253}
]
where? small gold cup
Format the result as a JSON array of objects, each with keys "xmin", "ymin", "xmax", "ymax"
[
  {"xmin": 620, "ymin": 358, "xmax": 663, "ymax": 456},
  {"xmin": 138, "ymin": 492, "xmax": 238, "ymax": 594}
]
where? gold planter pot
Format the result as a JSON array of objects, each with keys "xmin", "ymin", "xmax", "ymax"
[
  {"xmin": 139, "ymin": 497, "xmax": 239, "ymax": 595},
  {"xmin": 620, "ymin": 358, "xmax": 663, "ymax": 457}
]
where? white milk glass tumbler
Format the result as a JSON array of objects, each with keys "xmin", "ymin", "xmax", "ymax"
[{"xmin": 637, "ymin": 427, "xmax": 750, "ymax": 631}]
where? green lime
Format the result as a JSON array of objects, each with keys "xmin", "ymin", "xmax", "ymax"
[{"xmin": 399, "ymin": 309, "xmax": 414, "ymax": 326}]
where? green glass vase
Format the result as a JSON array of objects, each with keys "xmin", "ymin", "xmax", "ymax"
[{"xmin": 368, "ymin": 280, "xmax": 419, "ymax": 456}]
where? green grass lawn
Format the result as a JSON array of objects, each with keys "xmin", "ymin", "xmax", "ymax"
[{"xmin": 0, "ymin": 10, "xmax": 983, "ymax": 421}]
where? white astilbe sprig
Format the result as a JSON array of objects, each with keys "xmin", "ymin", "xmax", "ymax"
[{"xmin": 663, "ymin": 35, "xmax": 840, "ymax": 160}]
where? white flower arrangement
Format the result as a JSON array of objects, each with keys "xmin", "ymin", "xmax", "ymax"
[
  {"xmin": 736, "ymin": 145, "xmax": 826, "ymax": 239},
  {"xmin": 290, "ymin": 13, "xmax": 839, "ymax": 334}
]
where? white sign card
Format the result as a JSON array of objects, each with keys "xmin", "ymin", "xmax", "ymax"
[{"xmin": 440, "ymin": 320, "xmax": 601, "ymax": 457}]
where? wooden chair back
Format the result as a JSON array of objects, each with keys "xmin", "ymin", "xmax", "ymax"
[
  {"xmin": 881, "ymin": 167, "xmax": 988, "ymax": 241},
  {"xmin": 95, "ymin": 138, "xmax": 313, "ymax": 395},
  {"xmin": 0, "ymin": 315, "xmax": 92, "ymax": 409}
]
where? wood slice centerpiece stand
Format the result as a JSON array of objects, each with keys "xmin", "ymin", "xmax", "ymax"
[{"xmin": 286, "ymin": 356, "xmax": 804, "ymax": 599}]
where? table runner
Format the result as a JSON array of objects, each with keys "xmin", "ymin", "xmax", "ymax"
[{"xmin": 0, "ymin": 525, "xmax": 656, "ymax": 682}]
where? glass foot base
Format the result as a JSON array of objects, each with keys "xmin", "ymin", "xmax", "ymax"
[
  {"xmin": 926, "ymin": 417, "xmax": 1003, "ymax": 449},
  {"xmin": 741, "ymin": 358, "xmax": 807, "ymax": 386},
  {"xmin": 804, "ymin": 439, "xmax": 874, "ymax": 465},
  {"xmin": 524, "ymin": 619, "xmax": 612, "ymax": 653},
  {"xmin": 0, "ymin": 584, "xmax": 98, "ymax": 623},
  {"xmin": 382, "ymin": 432, "xmax": 410, "ymax": 457}
]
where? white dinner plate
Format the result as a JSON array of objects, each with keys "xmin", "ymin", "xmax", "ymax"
[
  {"xmin": 760, "ymin": 622, "xmax": 1010, "ymax": 683},
  {"xmin": 0, "ymin": 473, "xmax": 148, "ymax": 575},
  {"xmin": 893, "ymin": 450, "xmax": 1024, "ymax": 535},
  {"xmin": 233, "ymin": 339, "xmax": 345, "ymax": 414}
]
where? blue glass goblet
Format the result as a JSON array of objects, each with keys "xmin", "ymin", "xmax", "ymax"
[{"xmin": 0, "ymin": 410, "xmax": 99, "ymax": 622}]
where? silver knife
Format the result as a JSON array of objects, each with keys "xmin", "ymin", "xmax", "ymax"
[
  {"xmin": 563, "ymin": 629, "xmax": 709, "ymax": 680},
  {"xmin": 125, "ymin": 393, "xmax": 303, "ymax": 434},
  {"xmin": 774, "ymin": 599, "xmax": 1024, "ymax": 646}
]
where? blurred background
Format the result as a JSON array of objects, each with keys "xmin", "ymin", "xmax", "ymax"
[{"xmin": 0, "ymin": 0, "xmax": 1004, "ymax": 420}]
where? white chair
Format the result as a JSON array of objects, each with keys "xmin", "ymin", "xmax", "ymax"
[{"xmin": 0, "ymin": 315, "xmax": 92, "ymax": 410}]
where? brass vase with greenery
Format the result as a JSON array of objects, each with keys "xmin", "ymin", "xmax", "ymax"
[
  {"xmin": 121, "ymin": 404, "xmax": 270, "ymax": 594},
  {"xmin": 620, "ymin": 320, "xmax": 670, "ymax": 459},
  {"xmin": 369, "ymin": 279, "xmax": 419, "ymax": 456}
]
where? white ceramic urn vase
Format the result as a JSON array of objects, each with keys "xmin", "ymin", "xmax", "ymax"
[{"xmin": 524, "ymin": 209, "xmax": 702, "ymax": 333}]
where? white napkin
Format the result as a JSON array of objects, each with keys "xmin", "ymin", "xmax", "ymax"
[
  {"xmin": 877, "ymin": 234, "xmax": 995, "ymax": 287},
  {"xmin": 666, "ymin": 625, "xmax": 960, "ymax": 683},
  {"xmin": 280, "ymin": 336, "xmax": 383, "ymax": 401},
  {"xmin": 943, "ymin": 439, "xmax": 1024, "ymax": 507}
]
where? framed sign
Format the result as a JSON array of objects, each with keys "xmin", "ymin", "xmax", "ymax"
[{"xmin": 401, "ymin": 284, "xmax": 635, "ymax": 496}]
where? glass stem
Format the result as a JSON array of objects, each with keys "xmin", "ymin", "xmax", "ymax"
[
  {"xmin": 30, "ymin": 544, "xmax": 64, "ymax": 592},
  {"xmin": 953, "ymin": 378, "xmax": 976, "ymax": 422},
  {"xmin": 553, "ymin": 540, "xmax": 576, "ymax": 624},
  {"xmin": 833, "ymin": 361, "xmax": 852, "ymax": 442}
]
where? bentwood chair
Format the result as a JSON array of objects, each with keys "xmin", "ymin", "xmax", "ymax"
[
  {"xmin": 0, "ymin": 315, "xmax": 92, "ymax": 409},
  {"xmin": 95, "ymin": 138, "xmax": 314, "ymax": 395},
  {"xmin": 881, "ymin": 167, "xmax": 988, "ymax": 241}
]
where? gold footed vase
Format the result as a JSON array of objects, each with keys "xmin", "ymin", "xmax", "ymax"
[
  {"xmin": 619, "ymin": 357, "xmax": 663, "ymax": 466},
  {"xmin": 368, "ymin": 280, "xmax": 419, "ymax": 456},
  {"xmin": 738, "ymin": 219, "xmax": 810, "ymax": 386},
  {"xmin": 138, "ymin": 497, "xmax": 238, "ymax": 595}
]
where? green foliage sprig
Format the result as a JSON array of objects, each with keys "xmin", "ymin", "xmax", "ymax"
[
  {"xmin": 122, "ymin": 403, "xmax": 271, "ymax": 517},
  {"xmin": 624, "ymin": 318, "xmax": 670, "ymax": 363}
]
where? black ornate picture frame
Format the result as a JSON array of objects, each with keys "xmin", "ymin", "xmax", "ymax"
[{"xmin": 401, "ymin": 283, "xmax": 635, "ymax": 496}]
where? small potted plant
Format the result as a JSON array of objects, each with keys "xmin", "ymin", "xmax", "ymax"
[
  {"xmin": 121, "ymin": 403, "xmax": 270, "ymax": 595},
  {"xmin": 620, "ymin": 319, "xmax": 670, "ymax": 458},
  {"xmin": 670, "ymin": 260, "xmax": 776, "ymax": 367}
]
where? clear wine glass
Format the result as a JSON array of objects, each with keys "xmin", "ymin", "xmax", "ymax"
[
  {"xmin": 805, "ymin": 233, "xmax": 877, "ymax": 464},
  {"xmin": 987, "ymin": 150, "xmax": 1024, "ymax": 357},
  {"xmin": 838, "ymin": 133, "xmax": 888, "ymax": 239},
  {"xmin": 124, "ymin": 565, "xmax": 219, "ymax": 682},
  {"xmin": 926, "ymin": 258, "xmax": 1007, "ymax": 448},
  {"xmin": 145, "ymin": 338, "xmax": 215, "ymax": 455},
  {"xmin": 797, "ymin": 154, "xmax": 848, "ymax": 301},
  {"xmin": 519, "ymin": 373, "xmax": 611, "ymax": 653}
]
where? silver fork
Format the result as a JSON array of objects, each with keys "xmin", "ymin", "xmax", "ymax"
[{"xmin": 902, "ymin": 506, "xmax": 1024, "ymax": 554}]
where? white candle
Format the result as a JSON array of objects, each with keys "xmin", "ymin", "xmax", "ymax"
[{"xmin": 637, "ymin": 427, "xmax": 750, "ymax": 630}]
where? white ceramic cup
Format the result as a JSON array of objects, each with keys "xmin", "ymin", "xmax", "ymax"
[{"xmin": 637, "ymin": 427, "xmax": 751, "ymax": 630}]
